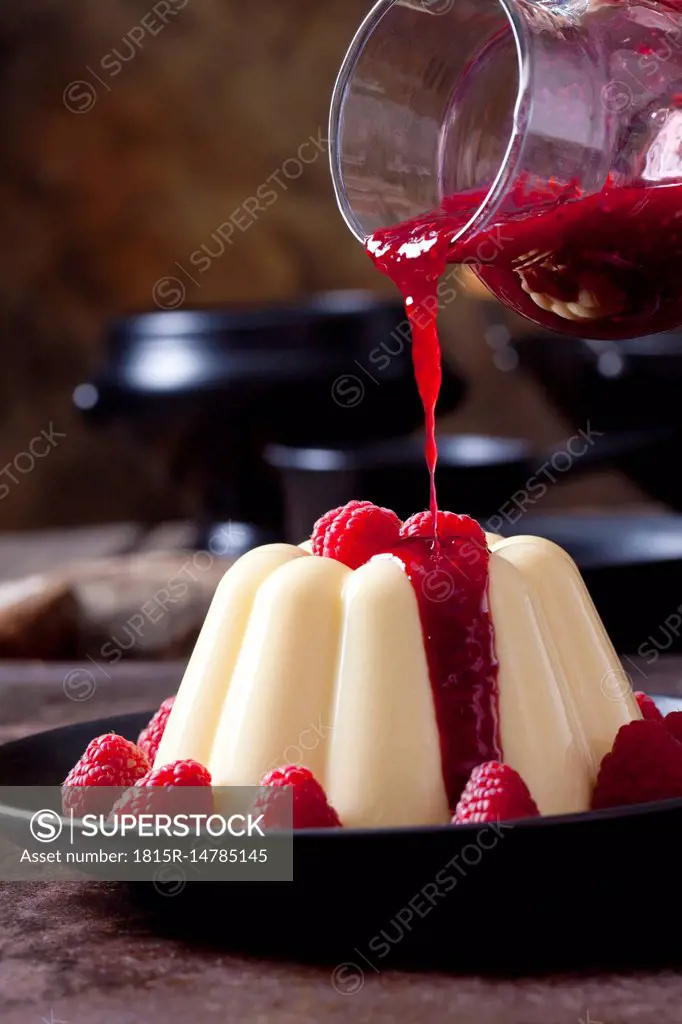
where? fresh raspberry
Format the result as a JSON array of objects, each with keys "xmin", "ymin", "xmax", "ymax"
[
  {"xmin": 311, "ymin": 504, "xmax": 347, "ymax": 556},
  {"xmin": 592, "ymin": 719, "xmax": 682, "ymax": 810},
  {"xmin": 400, "ymin": 510, "xmax": 482, "ymax": 542},
  {"xmin": 634, "ymin": 691, "xmax": 663, "ymax": 722},
  {"xmin": 62, "ymin": 733, "xmax": 150, "ymax": 818},
  {"xmin": 254, "ymin": 765, "xmax": 342, "ymax": 829},
  {"xmin": 664, "ymin": 711, "xmax": 682, "ymax": 744},
  {"xmin": 110, "ymin": 758, "xmax": 213, "ymax": 820},
  {"xmin": 310, "ymin": 500, "xmax": 401, "ymax": 569},
  {"xmin": 401, "ymin": 510, "xmax": 489, "ymax": 577},
  {"xmin": 137, "ymin": 696, "xmax": 176, "ymax": 764},
  {"xmin": 136, "ymin": 759, "xmax": 212, "ymax": 787},
  {"xmin": 453, "ymin": 762, "xmax": 539, "ymax": 824}
]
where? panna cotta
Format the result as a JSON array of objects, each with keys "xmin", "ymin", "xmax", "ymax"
[{"xmin": 154, "ymin": 511, "xmax": 640, "ymax": 828}]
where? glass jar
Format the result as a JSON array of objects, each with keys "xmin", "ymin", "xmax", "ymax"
[{"xmin": 330, "ymin": 0, "xmax": 682, "ymax": 339}]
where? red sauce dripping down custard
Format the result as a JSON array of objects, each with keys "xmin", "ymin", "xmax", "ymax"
[
  {"xmin": 365, "ymin": 173, "xmax": 682, "ymax": 803},
  {"xmin": 379, "ymin": 530, "xmax": 500, "ymax": 810}
]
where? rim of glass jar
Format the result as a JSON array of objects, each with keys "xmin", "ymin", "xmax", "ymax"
[{"xmin": 328, "ymin": 0, "xmax": 531, "ymax": 246}]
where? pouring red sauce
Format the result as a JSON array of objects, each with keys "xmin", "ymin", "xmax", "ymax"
[
  {"xmin": 365, "ymin": 173, "xmax": 682, "ymax": 803},
  {"xmin": 367, "ymin": 173, "xmax": 682, "ymax": 513}
]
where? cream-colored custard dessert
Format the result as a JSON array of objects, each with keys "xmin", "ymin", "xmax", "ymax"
[{"xmin": 154, "ymin": 506, "xmax": 640, "ymax": 828}]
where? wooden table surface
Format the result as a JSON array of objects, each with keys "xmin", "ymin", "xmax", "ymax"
[{"xmin": 1, "ymin": 526, "xmax": 682, "ymax": 1022}]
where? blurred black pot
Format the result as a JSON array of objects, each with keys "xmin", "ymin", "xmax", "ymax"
[
  {"xmin": 512, "ymin": 331, "xmax": 682, "ymax": 510},
  {"xmin": 266, "ymin": 428, "xmax": 672, "ymax": 541},
  {"xmin": 73, "ymin": 293, "xmax": 465, "ymax": 552}
]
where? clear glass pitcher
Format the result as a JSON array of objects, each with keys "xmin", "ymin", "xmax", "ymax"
[{"xmin": 329, "ymin": 0, "xmax": 682, "ymax": 339}]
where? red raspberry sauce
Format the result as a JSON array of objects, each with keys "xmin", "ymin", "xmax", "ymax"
[
  {"xmin": 365, "ymin": 173, "xmax": 682, "ymax": 806},
  {"xmin": 378, "ymin": 527, "xmax": 501, "ymax": 810},
  {"xmin": 368, "ymin": 177, "xmax": 682, "ymax": 353},
  {"xmin": 367, "ymin": 178, "xmax": 682, "ymax": 525},
  {"xmin": 367, "ymin": 225, "xmax": 449, "ymax": 527}
]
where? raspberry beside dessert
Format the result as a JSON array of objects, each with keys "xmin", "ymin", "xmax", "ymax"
[
  {"xmin": 255, "ymin": 765, "xmax": 342, "ymax": 829},
  {"xmin": 453, "ymin": 761, "xmax": 539, "ymax": 823},
  {"xmin": 137, "ymin": 696, "xmax": 176, "ymax": 763},
  {"xmin": 592, "ymin": 719, "xmax": 682, "ymax": 810},
  {"xmin": 634, "ymin": 691, "xmax": 663, "ymax": 722},
  {"xmin": 111, "ymin": 758, "xmax": 213, "ymax": 819},
  {"xmin": 136, "ymin": 758, "xmax": 212, "ymax": 788},
  {"xmin": 63, "ymin": 733, "xmax": 150, "ymax": 818},
  {"xmin": 311, "ymin": 500, "xmax": 401, "ymax": 569}
]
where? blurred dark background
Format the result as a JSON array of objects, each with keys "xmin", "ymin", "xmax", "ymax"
[{"xmin": 0, "ymin": 0, "xmax": 644, "ymax": 532}]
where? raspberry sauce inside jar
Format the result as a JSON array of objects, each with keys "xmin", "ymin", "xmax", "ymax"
[
  {"xmin": 368, "ymin": 175, "xmax": 682, "ymax": 348},
  {"xmin": 379, "ymin": 522, "xmax": 501, "ymax": 810}
]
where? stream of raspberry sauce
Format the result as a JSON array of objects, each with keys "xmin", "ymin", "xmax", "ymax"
[
  {"xmin": 366, "ymin": 223, "xmax": 501, "ymax": 808},
  {"xmin": 365, "ymin": 165, "xmax": 682, "ymax": 803}
]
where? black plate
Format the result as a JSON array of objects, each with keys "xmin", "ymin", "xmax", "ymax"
[{"xmin": 1, "ymin": 712, "xmax": 680, "ymax": 972}]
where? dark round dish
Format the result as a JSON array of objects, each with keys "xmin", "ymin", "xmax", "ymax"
[
  {"xmin": 0, "ymin": 711, "xmax": 680, "ymax": 972},
  {"xmin": 265, "ymin": 426, "xmax": 668, "ymax": 535},
  {"xmin": 266, "ymin": 434, "xmax": 534, "ymax": 531}
]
